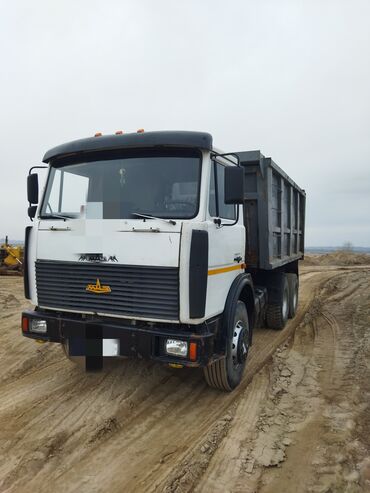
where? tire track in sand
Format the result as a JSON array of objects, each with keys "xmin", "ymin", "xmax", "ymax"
[{"xmin": 0, "ymin": 267, "xmax": 352, "ymax": 493}]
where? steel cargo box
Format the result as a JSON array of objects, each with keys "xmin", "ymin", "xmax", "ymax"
[{"xmin": 235, "ymin": 150, "xmax": 306, "ymax": 270}]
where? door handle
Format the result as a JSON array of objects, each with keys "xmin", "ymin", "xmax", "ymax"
[{"xmin": 234, "ymin": 256, "xmax": 242, "ymax": 263}]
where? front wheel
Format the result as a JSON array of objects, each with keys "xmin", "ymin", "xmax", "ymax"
[{"xmin": 204, "ymin": 300, "xmax": 250, "ymax": 391}]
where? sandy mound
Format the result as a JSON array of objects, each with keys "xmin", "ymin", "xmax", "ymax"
[{"xmin": 303, "ymin": 251, "xmax": 370, "ymax": 266}]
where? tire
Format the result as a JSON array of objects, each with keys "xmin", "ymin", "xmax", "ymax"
[
  {"xmin": 204, "ymin": 300, "xmax": 249, "ymax": 391},
  {"xmin": 266, "ymin": 274, "xmax": 289, "ymax": 330},
  {"xmin": 287, "ymin": 273, "xmax": 299, "ymax": 318}
]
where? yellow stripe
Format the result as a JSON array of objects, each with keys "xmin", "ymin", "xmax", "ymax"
[{"xmin": 208, "ymin": 263, "xmax": 246, "ymax": 276}]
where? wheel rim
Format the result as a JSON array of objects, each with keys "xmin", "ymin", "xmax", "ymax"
[{"xmin": 231, "ymin": 320, "xmax": 249, "ymax": 368}]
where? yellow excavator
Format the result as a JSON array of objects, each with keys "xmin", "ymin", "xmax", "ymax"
[{"xmin": 0, "ymin": 236, "xmax": 23, "ymax": 275}]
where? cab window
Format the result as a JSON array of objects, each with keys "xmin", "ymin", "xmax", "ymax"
[{"xmin": 208, "ymin": 161, "xmax": 236, "ymax": 220}]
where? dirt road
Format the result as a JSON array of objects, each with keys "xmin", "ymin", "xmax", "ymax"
[{"xmin": 0, "ymin": 265, "xmax": 369, "ymax": 492}]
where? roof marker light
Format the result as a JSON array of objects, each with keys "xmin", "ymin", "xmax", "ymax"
[
  {"xmin": 94, "ymin": 132, "xmax": 102, "ymax": 137},
  {"xmin": 137, "ymin": 128, "xmax": 145, "ymax": 133},
  {"xmin": 115, "ymin": 130, "xmax": 123, "ymax": 135}
]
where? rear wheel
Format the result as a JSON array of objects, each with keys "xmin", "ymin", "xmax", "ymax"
[
  {"xmin": 204, "ymin": 300, "xmax": 249, "ymax": 391},
  {"xmin": 287, "ymin": 273, "xmax": 299, "ymax": 318},
  {"xmin": 266, "ymin": 274, "xmax": 289, "ymax": 330}
]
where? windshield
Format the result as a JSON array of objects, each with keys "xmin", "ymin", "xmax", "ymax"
[{"xmin": 40, "ymin": 149, "xmax": 201, "ymax": 220}]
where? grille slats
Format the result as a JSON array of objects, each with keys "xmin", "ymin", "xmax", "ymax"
[
  {"xmin": 36, "ymin": 274, "xmax": 177, "ymax": 287},
  {"xmin": 36, "ymin": 285, "xmax": 179, "ymax": 298},
  {"xmin": 39, "ymin": 266, "xmax": 177, "ymax": 286},
  {"xmin": 35, "ymin": 293, "xmax": 179, "ymax": 308},
  {"xmin": 35, "ymin": 260, "xmax": 179, "ymax": 320}
]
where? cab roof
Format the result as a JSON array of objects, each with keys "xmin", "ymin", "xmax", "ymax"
[{"xmin": 43, "ymin": 131, "xmax": 213, "ymax": 163}]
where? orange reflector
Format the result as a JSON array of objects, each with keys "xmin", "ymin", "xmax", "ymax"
[
  {"xmin": 115, "ymin": 130, "xmax": 123, "ymax": 135},
  {"xmin": 94, "ymin": 132, "xmax": 102, "ymax": 137},
  {"xmin": 189, "ymin": 342, "xmax": 197, "ymax": 361},
  {"xmin": 137, "ymin": 128, "xmax": 145, "ymax": 133},
  {"xmin": 22, "ymin": 317, "xmax": 29, "ymax": 332}
]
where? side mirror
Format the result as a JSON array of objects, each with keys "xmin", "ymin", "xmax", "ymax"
[
  {"xmin": 28, "ymin": 205, "xmax": 37, "ymax": 219},
  {"xmin": 27, "ymin": 173, "xmax": 39, "ymax": 204},
  {"xmin": 224, "ymin": 166, "xmax": 244, "ymax": 204}
]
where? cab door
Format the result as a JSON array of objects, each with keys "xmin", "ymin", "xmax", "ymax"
[{"xmin": 205, "ymin": 160, "xmax": 245, "ymax": 319}]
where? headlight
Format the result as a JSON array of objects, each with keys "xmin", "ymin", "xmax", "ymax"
[
  {"xmin": 165, "ymin": 339, "xmax": 188, "ymax": 357},
  {"xmin": 30, "ymin": 319, "xmax": 47, "ymax": 334}
]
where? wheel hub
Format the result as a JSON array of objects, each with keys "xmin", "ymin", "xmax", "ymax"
[{"xmin": 231, "ymin": 321, "xmax": 248, "ymax": 367}]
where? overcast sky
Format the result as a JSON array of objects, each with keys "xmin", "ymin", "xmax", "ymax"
[{"xmin": 1, "ymin": 0, "xmax": 369, "ymax": 246}]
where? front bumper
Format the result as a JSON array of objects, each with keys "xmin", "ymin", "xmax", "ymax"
[{"xmin": 21, "ymin": 309, "xmax": 218, "ymax": 368}]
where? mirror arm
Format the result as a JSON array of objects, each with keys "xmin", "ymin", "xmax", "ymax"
[
  {"xmin": 218, "ymin": 205, "xmax": 240, "ymax": 227},
  {"xmin": 29, "ymin": 165, "xmax": 47, "ymax": 175},
  {"xmin": 210, "ymin": 151, "xmax": 241, "ymax": 167}
]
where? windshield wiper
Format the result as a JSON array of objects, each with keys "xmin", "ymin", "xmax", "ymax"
[
  {"xmin": 131, "ymin": 213, "xmax": 176, "ymax": 226},
  {"xmin": 42, "ymin": 212, "xmax": 75, "ymax": 220}
]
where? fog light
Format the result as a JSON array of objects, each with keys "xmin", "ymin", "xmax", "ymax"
[
  {"xmin": 30, "ymin": 319, "xmax": 47, "ymax": 334},
  {"xmin": 165, "ymin": 339, "xmax": 188, "ymax": 357}
]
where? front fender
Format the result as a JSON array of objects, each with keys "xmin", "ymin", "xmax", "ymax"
[{"xmin": 220, "ymin": 273, "xmax": 255, "ymax": 350}]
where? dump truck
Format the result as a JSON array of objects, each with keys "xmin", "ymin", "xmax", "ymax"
[{"xmin": 21, "ymin": 131, "xmax": 305, "ymax": 391}]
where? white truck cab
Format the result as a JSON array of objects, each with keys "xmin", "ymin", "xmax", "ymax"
[{"xmin": 22, "ymin": 131, "xmax": 305, "ymax": 391}]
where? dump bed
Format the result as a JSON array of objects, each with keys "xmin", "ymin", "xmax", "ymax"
[{"xmin": 235, "ymin": 150, "xmax": 305, "ymax": 270}]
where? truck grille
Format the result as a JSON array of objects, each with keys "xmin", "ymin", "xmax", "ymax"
[{"xmin": 35, "ymin": 260, "xmax": 179, "ymax": 320}]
